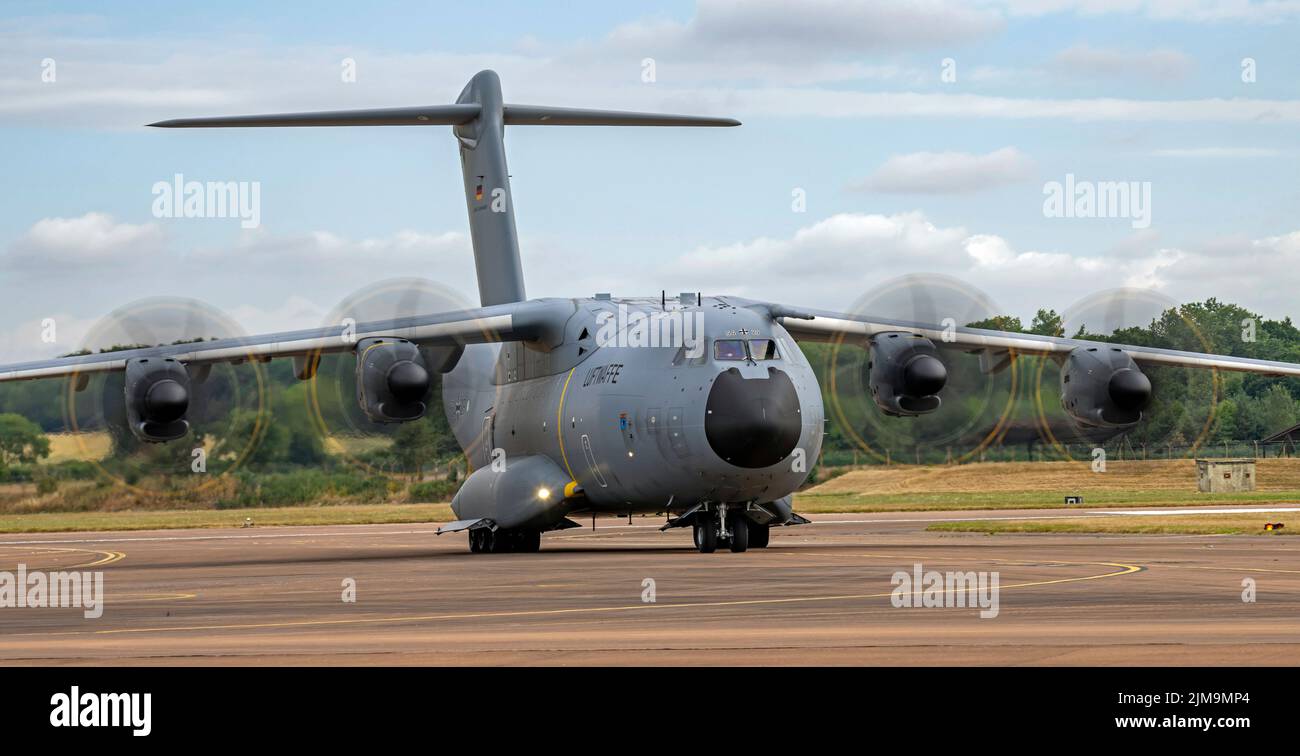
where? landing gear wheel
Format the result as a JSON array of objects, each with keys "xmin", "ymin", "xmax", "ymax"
[
  {"xmin": 749, "ymin": 522, "xmax": 770, "ymax": 549},
  {"xmin": 519, "ymin": 530, "xmax": 541, "ymax": 553},
  {"xmin": 728, "ymin": 512, "xmax": 749, "ymax": 553},
  {"xmin": 482, "ymin": 529, "xmax": 498, "ymax": 554},
  {"xmin": 469, "ymin": 529, "xmax": 483, "ymax": 553},
  {"xmin": 693, "ymin": 520, "xmax": 717, "ymax": 553}
]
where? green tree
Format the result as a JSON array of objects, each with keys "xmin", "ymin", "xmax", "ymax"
[
  {"xmin": 392, "ymin": 419, "xmax": 441, "ymax": 480},
  {"xmin": 0, "ymin": 413, "xmax": 51, "ymax": 474},
  {"xmin": 1029, "ymin": 309, "xmax": 1063, "ymax": 337},
  {"xmin": 966, "ymin": 315, "xmax": 1023, "ymax": 332}
]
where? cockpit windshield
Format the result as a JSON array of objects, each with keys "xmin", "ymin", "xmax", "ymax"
[
  {"xmin": 712, "ymin": 338, "xmax": 782, "ymax": 361},
  {"xmin": 749, "ymin": 339, "xmax": 779, "ymax": 360},
  {"xmin": 713, "ymin": 339, "xmax": 747, "ymax": 361}
]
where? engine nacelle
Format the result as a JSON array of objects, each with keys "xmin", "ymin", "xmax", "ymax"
[
  {"xmin": 1060, "ymin": 346, "xmax": 1152, "ymax": 427},
  {"xmin": 355, "ymin": 337, "xmax": 431, "ymax": 423},
  {"xmin": 868, "ymin": 331, "xmax": 948, "ymax": 417},
  {"xmin": 124, "ymin": 357, "xmax": 191, "ymax": 443},
  {"xmin": 451, "ymin": 454, "xmax": 575, "ymax": 531}
]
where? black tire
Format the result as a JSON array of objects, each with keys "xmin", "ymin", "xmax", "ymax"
[
  {"xmin": 468, "ymin": 529, "xmax": 482, "ymax": 553},
  {"xmin": 728, "ymin": 512, "xmax": 749, "ymax": 553},
  {"xmin": 520, "ymin": 530, "xmax": 541, "ymax": 553},
  {"xmin": 749, "ymin": 522, "xmax": 770, "ymax": 548},
  {"xmin": 693, "ymin": 520, "xmax": 717, "ymax": 553},
  {"xmin": 482, "ymin": 529, "xmax": 498, "ymax": 553}
]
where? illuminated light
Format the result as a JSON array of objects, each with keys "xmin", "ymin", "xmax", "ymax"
[
  {"xmin": 536, "ymin": 487, "xmax": 551, "ymax": 500},
  {"xmin": 627, "ymin": 451, "xmax": 634, "ymax": 457}
]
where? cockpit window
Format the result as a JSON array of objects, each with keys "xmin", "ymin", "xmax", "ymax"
[
  {"xmin": 713, "ymin": 339, "xmax": 747, "ymax": 361},
  {"xmin": 749, "ymin": 339, "xmax": 779, "ymax": 360}
]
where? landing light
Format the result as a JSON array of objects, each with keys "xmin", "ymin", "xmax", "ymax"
[{"xmin": 536, "ymin": 487, "xmax": 551, "ymax": 501}]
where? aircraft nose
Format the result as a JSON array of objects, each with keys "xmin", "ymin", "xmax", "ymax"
[{"xmin": 705, "ymin": 366, "xmax": 802, "ymax": 468}]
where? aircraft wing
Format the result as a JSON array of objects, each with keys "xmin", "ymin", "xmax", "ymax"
[
  {"xmin": 0, "ymin": 299, "xmax": 570, "ymax": 383},
  {"xmin": 755, "ymin": 301, "xmax": 1300, "ymax": 378}
]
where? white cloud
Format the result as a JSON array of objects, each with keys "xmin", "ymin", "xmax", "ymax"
[
  {"xmin": 0, "ymin": 312, "xmax": 98, "ymax": 364},
  {"xmin": 716, "ymin": 88, "xmax": 1300, "ymax": 121},
  {"xmin": 0, "ymin": 212, "xmax": 486, "ymax": 362},
  {"xmin": 226, "ymin": 296, "xmax": 330, "ymax": 335},
  {"xmin": 5, "ymin": 9, "xmax": 1300, "ymax": 128},
  {"xmin": 5, "ymin": 209, "xmax": 1300, "ymax": 362},
  {"xmin": 3, "ymin": 212, "xmax": 165, "ymax": 270},
  {"xmin": 610, "ymin": 0, "xmax": 1002, "ymax": 59},
  {"xmin": 1052, "ymin": 44, "xmax": 1194, "ymax": 81},
  {"xmin": 996, "ymin": 0, "xmax": 1300, "ymax": 22},
  {"xmin": 852, "ymin": 147, "xmax": 1035, "ymax": 193},
  {"xmin": 193, "ymin": 227, "xmax": 473, "ymax": 270},
  {"xmin": 670, "ymin": 211, "xmax": 1300, "ymax": 322}
]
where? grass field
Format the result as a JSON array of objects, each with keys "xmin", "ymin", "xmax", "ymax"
[
  {"xmin": 42, "ymin": 432, "xmax": 394, "ymax": 462},
  {"xmin": 6, "ymin": 457, "xmax": 1300, "ymax": 534},
  {"xmin": 44, "ymin": 432, "xmax": 112, "ymax": 462},
  {"xmin": 0, "ymin": 503, "xmax": 455, "ymax": 534},
  {"xmin": 928, "ymin": 514, "xmax": 1296, "ymax": 536},
  {"xmin": 794, "ymin": 459, "xmax": 1300, "ymax": 513}
]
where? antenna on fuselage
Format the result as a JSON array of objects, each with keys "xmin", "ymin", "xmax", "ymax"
[{"xmin": 149, "ymin": 70, "xmax": 740, "ymax": 308}]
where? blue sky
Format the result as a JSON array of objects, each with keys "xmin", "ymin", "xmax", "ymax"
[{"xmin": 1, "ymin": 1, "xmax": 1298, "ymax": 360}]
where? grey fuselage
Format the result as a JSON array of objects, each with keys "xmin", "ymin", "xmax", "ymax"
[{"xmin": 442, "ymin": 296, "xmax": 824, "ymax": 522}]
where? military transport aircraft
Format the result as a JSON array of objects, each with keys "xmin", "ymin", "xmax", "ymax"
[{"xmin": 4, "ymin": 70, "xmax": 1299, "ymax": 554}]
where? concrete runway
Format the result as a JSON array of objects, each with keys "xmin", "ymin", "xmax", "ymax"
[{"xmin": 1, "ymin": 509, "xmax": 1298, "ymax": 665}]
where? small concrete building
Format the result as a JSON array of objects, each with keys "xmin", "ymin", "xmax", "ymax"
[{"xmin": 1196, "ymin": 458, "xmax": 1256, "ymax": 493}]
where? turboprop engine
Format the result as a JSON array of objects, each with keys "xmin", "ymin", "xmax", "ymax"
[
  {"xmin": 354, "ymin": 337, "xmax": 431, "ymax": 422},
  {"xmin": 868, "ymin": 331, "xmax": 948, "ymax": 417},
  {"xmin": 1060, "ymin": 346, "xmax": 1153, "ymax": 427},
  {"xmin": 123, "ymin": 357, "xmax": 191, "ymax": 442}
]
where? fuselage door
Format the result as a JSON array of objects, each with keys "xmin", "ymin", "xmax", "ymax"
[{"xmin": 581, "ymin": 433, "xmax": 608, "ymax": 488}]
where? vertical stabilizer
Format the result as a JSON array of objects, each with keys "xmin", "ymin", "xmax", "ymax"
[
  {"xmin": 149, "ymin": 70, "xmax": 740, "ymax": 309},
  {"xmin": 454, "ymin": 71, "xmax": 526, "ymax": 307}
]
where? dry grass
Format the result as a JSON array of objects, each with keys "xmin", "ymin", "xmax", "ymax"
[
  {"xmin": 929, "ymin": 514, "xmax": 1296, "ymax": 536},
  {"xmin": 805, "ymin": 458, "xmax": 1300, "ymax": 495},
  {"xmin": 11, "ymin": 457, "xmax": 1300, "ymax": 534},
  {"xmin": 323, "ymin": 435, "xmax": 393, "ymax": 456},
  {"xmin": 0, "ymin": 503, "xmax": 455, "ymax": 534},
  {"xmin": 44, "ymin": 432, "xmax": 112, "ymax": 462}
]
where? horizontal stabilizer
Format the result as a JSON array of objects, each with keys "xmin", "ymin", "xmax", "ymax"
[
  {"xmin": 149, "ymin": 104, "xmax": 482, "ymax": 128},
  {"xmin": 503, "ymin": 104, "xmax": 740, "ymax": 127},
  {"xmin": 150, "ymin": 103, "xmax": 738, "ymax": 129}
]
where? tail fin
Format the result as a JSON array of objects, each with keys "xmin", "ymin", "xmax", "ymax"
[{"xmin": 150, "ymin": 69, "xmax": 740, "ymax": 307}]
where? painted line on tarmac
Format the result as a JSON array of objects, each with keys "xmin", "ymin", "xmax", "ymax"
[
  {"xmin": 10, "ymin": 559, "xmax": 1141, "ymax": 639},
  {"xmin": 0, "ymin": 505, "xmax": 1291, "ymax": 547}
]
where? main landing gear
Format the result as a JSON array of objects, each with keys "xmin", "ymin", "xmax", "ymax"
[
  {"xmin": 692, "ymin": 505, "xmax": 770, "ymax": 554},
  {"xmin": 468, "ymin": 527, "xmax": 541, "ymax": 554}
]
